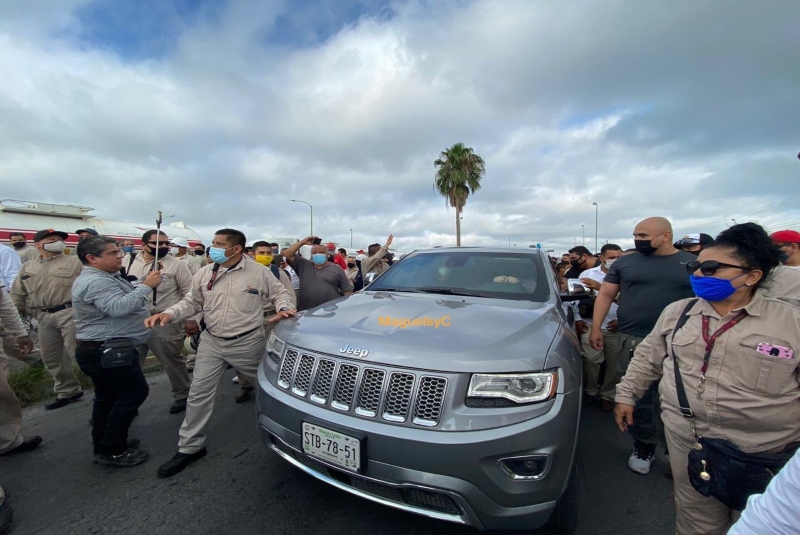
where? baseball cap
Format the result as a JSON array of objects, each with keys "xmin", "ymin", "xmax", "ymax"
[
  {"xmin": 33, "ymin": 229, "xmax": 68, "ymax": 242},
  {"xmin": 675, "ymin": 233, "xmax": 714, "ymax": 247},
  {"xmin": 75, "ymin": 228, "xmax": 99, "ymax": 236},
  {"xmin": 326, "ymin": 242, "xmax": 336, "ymax": 251},
  {"xmin": 171, "ymin": 237, "xmax": 189, "ymax": 248},
  {"xmin": 355, "ymin": 254, "xmax": 366, "ymax": 261},
  {"xmin": 770, "ymin": 230, "xmax": 800, "ymax": 244}
]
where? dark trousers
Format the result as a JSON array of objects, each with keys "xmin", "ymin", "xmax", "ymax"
[
  {"xmin": 75, "ymin": 343, "xmax": 149, "ymax": 455},
  {"xmin": 617, "ymin": 332, "xmax": 662, "ymax": 446}
]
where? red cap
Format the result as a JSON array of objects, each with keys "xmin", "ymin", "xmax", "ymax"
[
  {"xmin": 326, "ymin": 242, "xmax": 336, "ymax": 251},
  {"xmin": 770, "ymin": 230, "xmax": 800, "ymax": 243}
]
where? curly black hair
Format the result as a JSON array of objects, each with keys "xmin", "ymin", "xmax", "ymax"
[{"xmin": 711, "ymin": 222, "xmax": 781, "ymax": 288}]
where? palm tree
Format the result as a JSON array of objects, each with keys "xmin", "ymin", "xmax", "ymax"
[{"xmin": 434, "ymin": 142, "xmax": 486, "ymax": 246}]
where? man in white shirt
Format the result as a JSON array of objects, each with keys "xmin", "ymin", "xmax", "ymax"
[
  {"xmin": 575, "ymin": 243, "xmax": 622, "ymax": 412},
  {"xmin": 770, "ymin": 229, "xmax": 800, "ymax": 270}
]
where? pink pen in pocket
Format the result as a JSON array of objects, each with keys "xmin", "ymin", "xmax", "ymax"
[{"xmin": 757, "ymin": 343, "xmax": 794, "ymax": 359}]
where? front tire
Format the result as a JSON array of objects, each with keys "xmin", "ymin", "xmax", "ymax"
[{"xmin": 547, "ymin": 460, "xmax": 578, "ymax": 533}]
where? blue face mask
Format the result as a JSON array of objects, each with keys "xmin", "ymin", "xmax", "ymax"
[
  {"xmin": 122, "ymin": 246, "xmax": 134, "ymax": 254},
  {"xmin": 208, "ymin": 246, "xmax": 232, "ymax": 264},
  {"xmin": 311, "ymin": 254, "xmax": 328, "ymax": 265},
  {"xmin": 689, "ymin": 274, "xmax": 747, "ymax": 302}
]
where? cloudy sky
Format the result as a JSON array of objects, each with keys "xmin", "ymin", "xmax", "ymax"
[{"xmin": 1, "ymin": 0, "xmax": 798, "ymax": 253}]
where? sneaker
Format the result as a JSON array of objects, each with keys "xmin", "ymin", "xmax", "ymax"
[
  {"xmin": 157, "ymin": 447, "xmax": 207, "ymax": 478},
  {"xmin": 628, "ymin": 441, "xmax": 656, "ymax": 475},
  {"xmin": 0, "ymin": 436, "xmax": 42, "ymax": 457},
  {"xmin": 235, "ymin": 386, "xmax": 254, "ymax": 403},
  {"xmin": 95, "ymin": 448, "xmax": 149, "ymax": 467},
  {"xmin": 44, "ymin": 391, "xmax": 84, "ymax": 411},
  {"xmin": 169, "ymin": 398, "xmax": 188, "ymax": 414},
  {"xmin": 232, "ymin": 376, "xmax": 239, "ymax": 384}
]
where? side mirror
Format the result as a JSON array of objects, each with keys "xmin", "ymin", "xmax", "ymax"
[{"xmin": 363, "ymin": 272, "xmax": 378, "ymax": 287}]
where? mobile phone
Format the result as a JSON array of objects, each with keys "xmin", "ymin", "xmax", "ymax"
[
  {"xmin": 311, "ymin": 238, "xmax": 322, "ymax": 245},
  {"xmin": 757, "ymin": 343, "xmax": 794, "ymax": 359}
]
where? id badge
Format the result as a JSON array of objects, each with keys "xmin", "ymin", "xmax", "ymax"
[{"xmin": 757, "ymin": 343, "xmax": 794, "ymax": 359}]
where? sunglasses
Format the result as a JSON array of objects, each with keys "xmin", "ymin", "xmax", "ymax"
[{"xmin": 685, "ymin": 260, "xmax": 751, "ymax": 276}]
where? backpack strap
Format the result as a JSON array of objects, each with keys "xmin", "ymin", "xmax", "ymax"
[{"xmin": 671, "ymin": 299, "xmax": 699, "ymax": 421}]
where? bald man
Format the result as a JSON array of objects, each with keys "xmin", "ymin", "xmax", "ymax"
[
  {"xmin": 283, "ymin": 237, "xmax": 353, "ymax": 311},
  {"xmin": 589, "ymin": 217, "xmax": 696, "ymax": 476}
]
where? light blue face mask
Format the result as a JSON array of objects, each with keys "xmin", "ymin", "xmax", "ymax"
[
  {"xmin": 209, "ymin": 246, "xmax": 233, "ymax": 264},
  {"xmin": 311, "ymin": 254, "xmax": 328, "ymax": 265}
]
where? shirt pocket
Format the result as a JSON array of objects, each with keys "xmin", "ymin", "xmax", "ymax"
[
  {"xmin": 669, "ymin": 325, "xmax": 702, "ymax": 373},
  {"xmin": 736, "ymin": 334, "xmax": 798, "ymax": 394},
  {"xmin": 240, "ymin": 289, "xmax": 262, "ymax": 312}
]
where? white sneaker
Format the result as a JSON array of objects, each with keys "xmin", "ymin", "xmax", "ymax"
[
  {"xmin": 628, "ymin": 442, "xmax": 655, "ymax": 474},
  {"xmin": 232, "ymin": 376, "xmax": 239, "ymax": 384}
]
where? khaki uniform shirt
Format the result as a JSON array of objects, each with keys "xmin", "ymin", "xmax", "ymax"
[
  {"xmin": 163, "ymin": 256, "xmax": 295, "ymax": 338},
  {"xmin": 175, "ymin": 253, "xmax": 203, "ymax": 275},
  {"xmin": 345, "ymin": 267, "xmax": 359, "ymax": 285},
  {"xmin": 764, "ymin": 265, "xmax": 800, "ymax": 301},
  {"xmin": 16, "ymin": 245, "xmax": 40, "ymax": 264},
  {"xmin": 0, "ymin": 288, "xmax": 26, "ymax": 338},
  {"xmin": 616, "ymin": 291, "xmax": 800, "ymax": 453},
  {"xmin": 125, "ymin": 253, "xmax": 193, "ymax": 314},
  {"xmin": 11, "ymin": 253, "xmax": 82, "ymax": 313},
  {"xmin": 361, "ymin": 247, "xmax": 390, "ymax": 275}
]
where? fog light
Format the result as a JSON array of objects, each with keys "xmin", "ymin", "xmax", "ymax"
[{"xmin": 498, "ymin": 455, "xmax": 550, "ymax": 480}]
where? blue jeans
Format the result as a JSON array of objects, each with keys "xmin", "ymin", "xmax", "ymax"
[
  {"xmin": 75, "ymin": 342, "xmax": 149, "ymax": 455},
  {"xmin": 617, "ymin": 332, "xmax": 661, "ymax": 446}
]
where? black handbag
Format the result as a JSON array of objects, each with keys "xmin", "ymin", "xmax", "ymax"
[
  {"xmin": 670, "ymin": 299, "xmax": 799, "ymax": 511},
  {"xmin": 100, "ymin": 338, "xmax": 138, "ymax": 368}
]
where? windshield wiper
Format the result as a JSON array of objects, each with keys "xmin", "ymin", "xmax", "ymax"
[{"xmin": 414, "ymin": 287, "xmax": 482, "ymax": 297}]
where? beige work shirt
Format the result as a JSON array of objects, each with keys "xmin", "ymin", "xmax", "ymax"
[
  {"xmin": 17, "ymin": 245, "xmax": 40, "ymax": 264},
  {"xmin": 163, "ymin": 256, "xmax": 295, "ymax": 338},
  {"xmin": 764, "ymin": 265, "xmax": 800, "ymax": 301},
  {"xmin": 345, "ymin": 266, "xmax": 359, "ymax": 285},
  {"xmin": 616, "ymin": 291, "xmax": 800, "ymax": 453},
  {"xmin": 11, "ymin": 253, "xmax": 82, "ymax": 312},
  {"xmin": 264, "ymin": 268, "xmax": 296, "ymax": 315},
  {"xmin": 0, "ymin": 288, "xmax": 26, "ymax": 338},
  {"xmin": 361, "ymin": 247, "xmax": 390, "ymax": 275},
  {"xmin": 175, "ymin": 253, "xmax": 203, "ymax": 275},
  {"xmin": 125, "ymin": 253, "xmax": 193, "ymax": 313}
]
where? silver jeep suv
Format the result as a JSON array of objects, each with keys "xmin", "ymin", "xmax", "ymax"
[{"xmin": 257, "ymin": 247, "xmax": 584, "ymax": 532}]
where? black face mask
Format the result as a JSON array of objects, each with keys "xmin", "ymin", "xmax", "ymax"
[
  {"xmin": 195, "ymin": 250, "xmax": 205, "ymax": 256},
  {"xmin": 347, "ymin": 262, "xmax": 356, "ymax": 268},
  {"xmin": 11, "ymin": 242, "xmax": 25, "ymax": 250},
  {"xmin": 569, "ymin": 257, "xmax": 584, "ymax": 268},
  {"xmin": 146, "ymin": 245, "xmax": 170, "ymax": 259},
  {"xmin": 779, "ymin": 251, "xmax": 790, "ymax": 264},
  {"xmin": 634, "ymin": 239, "xmax": 658, "ymax": 256}
]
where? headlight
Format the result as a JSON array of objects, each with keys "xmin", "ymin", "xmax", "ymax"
[
  {"xmin": 467, "ymin": 372, "xmax": 558, "ymax": 404},
  {"xmin": 266, "ymin": 331, "xmax": 286, "ymax": 358}
]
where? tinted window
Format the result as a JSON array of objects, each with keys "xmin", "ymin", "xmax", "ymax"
[{"xmin": 369, "ymin": 251, "xmax": 550, "ymax": 302}]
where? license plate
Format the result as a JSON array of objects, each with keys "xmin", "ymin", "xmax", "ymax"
[{"xmin": 302, "ymin": 422, "xmax": 361, "ymax": 472}]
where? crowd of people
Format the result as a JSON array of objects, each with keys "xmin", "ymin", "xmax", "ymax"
[{"xmin": 1, "ymin": 219, "xmax": 800, "ymax": 534}]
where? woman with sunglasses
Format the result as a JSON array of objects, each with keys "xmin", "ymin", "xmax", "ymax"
[{"xmin": 614, "ymin": 223, "xmax": 800, "ymax": 535}]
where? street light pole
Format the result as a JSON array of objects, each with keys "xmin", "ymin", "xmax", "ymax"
[
  {"xmin": 581, "ymin": 224, "xmax": 585, "ymax": 246},
  {"xmin": 350, "ymin": 227, "xmax": 353, "ymax": 247},
  {"xmin": 290, "ymin": 199, "xmax": 313, "ymax": 236},
  {"xmin": 592, "ymin": 201, "xmax": 598, "ymax": 253}
]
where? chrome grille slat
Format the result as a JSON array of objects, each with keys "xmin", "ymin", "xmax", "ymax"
[
  {"xmin": 355, "ymin": 368, "xmax": 386, "ymax": 417},
  {"xmin": 412, "ymin": 376, "xmax": 447, "ymax": 427},
  {"xmin": 276, "ymin": 348, "xmax": 447, "ymax": 427},
  {"xmin": 309, "ymin": 359, "xmax": 336, "ymax": 404},
  {"xmin": 291, "ymin": 354, "xmax": 316, "ymax": 396},
  {"xmin": 331, "ymin": 364, "xmax": 359, "ymax": 411},
  {"xmin": 382, "ymin": 372, "xmax": 415, "ymax": 422},
  {"xmin": 278, "ymin": 349, "xmax": 299, "ymax": 388}
]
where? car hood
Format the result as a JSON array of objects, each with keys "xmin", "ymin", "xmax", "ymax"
[{"xmin": 275, "ymin": 291, "xmax": 561, "ymax": 373}]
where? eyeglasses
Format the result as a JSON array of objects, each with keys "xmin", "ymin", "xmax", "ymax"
[
  {"xmin": 685, "ymin": 260, "xmax": 751, "ymax": 276},
  {"xmin": 100, "ymin": 250, "xmax": 125, "ymax": 258}
]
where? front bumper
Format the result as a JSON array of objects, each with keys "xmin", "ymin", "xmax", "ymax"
[{"xmin": 256, "ymin": 366, "xmax": 580, "ymax": 531}]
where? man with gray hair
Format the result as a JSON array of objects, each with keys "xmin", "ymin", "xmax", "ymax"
[{"xmin": 72, "ymin": 236, "xmax": 162, "ymax": 467}]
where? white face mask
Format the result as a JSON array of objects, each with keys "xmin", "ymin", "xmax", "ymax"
[
  {"xmin": 170, "ymin": 247, "xmax": 179, "ymax": 255},
  {"xmin": 604, "ymin": 258, "xmax": 617, "ymax": 269},
  {"xmin": 42, "ymin": 240, "xmax": 66, "ymax": 254}
]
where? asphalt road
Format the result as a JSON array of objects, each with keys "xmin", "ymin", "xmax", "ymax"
[{"xmin": 2, "ymin": 369, "xmax": 675, "ymax": 535}]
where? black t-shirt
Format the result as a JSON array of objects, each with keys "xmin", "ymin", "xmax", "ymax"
[
  {"xmin": 603, "ymin": 251, "xmax": 696, "ymax": 338},
  {"xmin": 564, "ymin": 257, "xmax": 601, "ymax": 280}
]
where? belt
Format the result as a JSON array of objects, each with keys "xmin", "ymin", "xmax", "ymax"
[
  {"xmin": 207, "ymin": 326, "xmax": 260, "ymax": 341},
  {"xmin": 42, "ymin": 302, "xmax": 72, "ymax": 314},
  {"xmin": 76, "ymin": 340, "xmax": 104, "ymax": 348}
]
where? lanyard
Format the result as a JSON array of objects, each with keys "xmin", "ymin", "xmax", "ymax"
[
  {"xmin": 698, "ymin": 311, "xmax": 748, "ymax": 387},
  {"xmin": 207, "ymin": 257, "xmax": 243, "ymax": 291}
]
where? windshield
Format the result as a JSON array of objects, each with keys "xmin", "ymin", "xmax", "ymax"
[{"xmin": 369, "ymin": 250, "xmax": 550, "ymax": 302}]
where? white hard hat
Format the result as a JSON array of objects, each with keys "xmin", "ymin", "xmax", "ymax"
[{"xmin": 172, "ymin": 237, "xmax": 189, "ymax": 247}]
